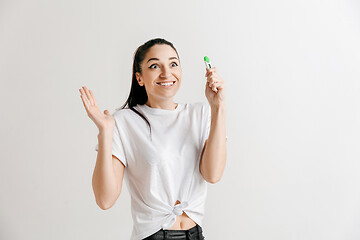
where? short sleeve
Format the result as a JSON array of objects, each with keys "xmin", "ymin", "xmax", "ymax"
[
  {"xmin": 200, "ymin": 102, "xmax": 228, "ymax": 149},
  {"xmin": 94, "ymin": 121, "xmax": 127, "ymax": 167}
]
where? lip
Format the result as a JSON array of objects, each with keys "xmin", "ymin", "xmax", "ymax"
[{"xmin": 156, "ymin": 81, "xmax": 176, "ymax": 88}]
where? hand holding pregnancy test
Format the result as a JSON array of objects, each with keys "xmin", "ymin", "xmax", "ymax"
[
  {"xmin": 204, "ymin": 56, "xmax": 217, "ymax": 91},
  {"xmin": 204, "ymin": 56, "xmax": 226, "ymax": 108}
]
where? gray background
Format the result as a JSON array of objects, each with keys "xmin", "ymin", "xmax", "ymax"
[{"xmin": 1, "ymin": 0, "xmax": 360, "ymax": 239}]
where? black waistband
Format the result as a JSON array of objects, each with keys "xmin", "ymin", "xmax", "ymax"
[{"xmin": 145, "ymin": 224, "xmax": 203, "ymax": 239}]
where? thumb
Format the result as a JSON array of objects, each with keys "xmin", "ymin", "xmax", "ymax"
[{"xmin": 104, "ymin": 110, "xmax": 110, "ymax": 115}]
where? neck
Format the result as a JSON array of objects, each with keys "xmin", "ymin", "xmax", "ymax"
[{"xmin": 145, "ymin": 99, "xmax": 178, "ymax": 110}]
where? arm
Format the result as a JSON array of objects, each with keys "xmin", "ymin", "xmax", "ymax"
[
  {"xmin": 92, "ymin": 130, "xmax": 125, "ymax": 210},
  {"xmin": 199, "ymin": 104, "xmax": 227, "ymax": 184}
]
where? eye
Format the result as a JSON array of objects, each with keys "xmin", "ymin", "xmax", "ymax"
[{"xmin": 149, "ymin": 62, "xmax": 178, "ymax": 69}]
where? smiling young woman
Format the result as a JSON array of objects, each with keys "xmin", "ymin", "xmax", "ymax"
[
  {"xmin": 135, "ymin": 43, "xmax": 182, "ymax": 111},
  {"xmin": 80, "ymin": 38, "xmax": 227, "ymax": 240}
]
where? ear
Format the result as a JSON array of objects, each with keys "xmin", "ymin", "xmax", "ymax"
[{"xmin": 135, "ymin": 72, "xmax": 143, "ymax": 86}]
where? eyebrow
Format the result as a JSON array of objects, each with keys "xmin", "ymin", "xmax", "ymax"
[{"xmin": 147, "ymin": 57, "xmax": 178, "ymax": 63}]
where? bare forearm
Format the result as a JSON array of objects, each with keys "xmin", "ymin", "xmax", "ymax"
[
  {"xmin": 92, "ymin": 130, "xmax": 119, "ymax": 209},
  {"xmin": 200, "ymin": 105, "xmax": 227, "ymax": 183}
]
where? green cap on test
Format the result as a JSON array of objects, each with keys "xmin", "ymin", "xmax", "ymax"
[{"xmin": 204, "ymin": 56, "xmax": 210, "ymax": 63}]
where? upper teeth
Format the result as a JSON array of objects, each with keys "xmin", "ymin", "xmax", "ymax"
[{"xmin": 159, "ymin": 82, "xmax": 174, "ymax": 86}]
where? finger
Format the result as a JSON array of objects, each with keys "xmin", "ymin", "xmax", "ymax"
[
  {"xmin": 206, "ymin": 67, "xmax": 217, "ymax": 74},
  {"xmin": 206, "ymin": 69, "xmax": 214, "ymax": 77},
  {"xmin": 207, "ymin": 75, "xmax": 219, "ymax": 85},
  {"xmin": 212, "ymin": 84, "xmax": 218, "ymax": 92},
  {"xmin": 206, "ymin": 82, "xmax": 213, "ymax": 91},
  {"xmin": 83, "ymin": 86, "xmax": 94, "ymax": 105},
  {"xmin": 215, "ymin": 81, "xmax": 225, "ymax": 89},
  {"xmin": 79, "ymin": 88, "xmax": 91, "ymax": 108},
  {"xmin": 209, "ymin": 82, "xmax": 218, "ymax": 92},
  {"xmin": 80, "ymin": 94, "xmax": 89, "ymax": 110},
  {"xmin": 208, "ymin": 79, "xmax": 218, "ymax": 88},
  {"xmin": 211, "ymin": 81, "xmax": 224, "ymax": 91},
  {"xmin": 205, "ymin": 67, "xmax": 216, "ymax": 75},
  {"xmin": 206, "ymin": 71, "xmax": 218, "ymax": 79},
  {"xmin": 89, "ymin": 89, "xmax": 98, "ymax": 106},
  {"xmin": 218, "ymin": 82, "xmax": 225, "ymax": 90},
  {"xmin": 211, "ymin": 81, "xmax": 217, "ymax": 91},
  {"xmin": 80, "ymin": 88, "xmax": 92, "ymax": 107}
]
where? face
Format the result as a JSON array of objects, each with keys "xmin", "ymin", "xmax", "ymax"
[{"xmin": 136, "ymin": 44, "xmax": 182, "ymax": 104}]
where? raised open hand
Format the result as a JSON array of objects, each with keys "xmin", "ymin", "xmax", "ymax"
[{"xmin": 79, "ymin": 86, "xmax": 115, "ymax": 132}]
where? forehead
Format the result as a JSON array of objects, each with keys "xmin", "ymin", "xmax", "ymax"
[{"xmin": 145, "ymin": 44, "xmax": 177, "ymax": 61}]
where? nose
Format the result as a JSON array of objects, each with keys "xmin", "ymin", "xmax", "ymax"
[{"xmin": 160, "ymin": 66, "xmax": 172, "ymax": 78}]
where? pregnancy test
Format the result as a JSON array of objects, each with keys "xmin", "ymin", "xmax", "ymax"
[{"xmin": 204, "ymin": 56, "xmax": 217, "ymax": 92}]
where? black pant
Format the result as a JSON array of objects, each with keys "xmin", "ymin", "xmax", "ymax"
[{"xmin": 142, "ymin": 224, "xmax": 205, "ymax": 240}]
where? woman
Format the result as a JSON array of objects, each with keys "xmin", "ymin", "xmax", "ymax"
[{"xmin": 79, "ymin": 38, "xmax": 227, "ymax": 240}]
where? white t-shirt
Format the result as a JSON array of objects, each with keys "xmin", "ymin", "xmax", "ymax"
[{"xmin": 95, "ymin": 101, "xmax": 227, "ymax": 240}]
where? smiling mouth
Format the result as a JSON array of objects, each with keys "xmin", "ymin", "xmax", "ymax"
[{"xmin": 156, "ymin": 81, "xmax": 176, "ymax": 86}]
